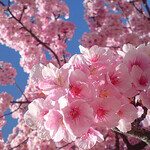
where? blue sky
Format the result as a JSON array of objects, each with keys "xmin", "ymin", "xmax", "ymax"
[{"xmin": 0, "ymin": 0, "xmax": 89, "ymax": 141}]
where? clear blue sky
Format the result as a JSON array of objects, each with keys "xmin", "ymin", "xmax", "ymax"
[{"xmin": 0, "ymin": 0, "xmax": 89, "ymax": 141}]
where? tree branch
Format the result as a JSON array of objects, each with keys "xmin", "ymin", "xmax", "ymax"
[
  {"xmin": 118, "ymin": 4, "xmax": 133, "ymax": 33},
  {"xmin": 130, "ymin": 1, "xmax": 150, "ymax": 19},
  {"xmin": 0, "ymin": 103, "xmax": 22, "ymax": 118},
  {"xmin": 5, "ymin": 6, "xmax": 61, "ymax": 68},
  {"xmin": 14, "ymin": 82, "xmax": 29, "ymax": 102},
  {"xmin": 117, "ymin": 130, "xmax": 147, "ymax": 150},
  {"xmin": 132, "ymin": 106, "xmax": 148, "ymax": 126},
  {"xmin": 115, "ymin": 132, "xmax": 119, "ymax": 150},
  {"xmin": 19, "ymin": 5, "xmax": 27, "ymax": 21},
  {"xmin": 112, "ymin": 104, "xmax": 150, "ymax": 146},
  {"xmin": 56, "ymin": 142, "xmax": 72, "ymax": 150},
  {"xmin": 10, "ymin": 101, "xmax": 30, "ymax": 104},
  {"xmin": 11, "ymin": 138, "xmax": 28, "ymax": 149},
  {"xmin": 0, "ymin": 1, "xmax": 5, "ymax": 6},
  {"xmin": 112, "ymin": 127, "xmax": 150, "ymax": 146},
  {"xmin": 142, "ymin": 0, "xmax": 150, "ymax": 17}
]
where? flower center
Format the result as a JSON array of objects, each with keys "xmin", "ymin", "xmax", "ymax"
[
  {"xmin": 110, "ymin": 74, "xmax": 119, "ymax": 85},
  {"xmin": 69, "ymin": 85, "xmax": 82, "ymax": 97},
  {"xmin": 71, "ymin": 108, "xmax": 79, "ymax": 119},
  {"xmin": 139, "ymin": 76, "xmax": 147, "ymax": 86},
  {"xmin": 97, "ymin": 108, "xmax": 106, "ymax": 119}
]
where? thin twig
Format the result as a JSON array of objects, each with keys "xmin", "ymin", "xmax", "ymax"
[
  {"xmin": 56, "ymin": 142, "xmax": 72, "ymax": 150},
  {"xmin": 118, "ymin": 4, "xmax": 133, "ymax": 33},
  {"xmin": 6, "ymin": 6, "xmax": 61, "ymax": 68},
  {"xmin": 132, "ymin": 106, "xmax": 148, "ymax": 126},
  {"xmin": 142, "ymin": 0, "xmax": 150, "ymax": 17},
  {"xmin": 10, "ymin": 138, "xmax": 29, "ymax": 150},
  {"xmin": 14, "ymin": 82, "xmax": 29, "ymax": 102},
  {"xmin": 0, "ymin": 103, "xmax": 22, "ymax": 118},
  {"xmin": 10, "ymin": 101, "xmax": 30, "ymax": 104},
  {"xmin": 131, "ymin": 1, "xmax": 150, "ymax": 19},
  {"xmin": 19, "ymin": 5, "xmax": 26, "ymax": 21}
]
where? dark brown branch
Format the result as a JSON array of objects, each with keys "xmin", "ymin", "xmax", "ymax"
[
  {"xmin": 118, "ymin": 5, "xmax": 133, "ymax": 32},
  {"xmin": 11, "ymin": 138, "xmax": 28, "ymax": 150},
  {"xmin": 132, "ymin": 106, "xmax": 148, "ymax": 126},
  {"xmin": 112, "ymin": 104, "xmax": 150, "ymax": 146},
  {"xmin": 8, "ymin": 0, "xmax": 10, "ymax": 7},
  {"xmin": 112, "ymin": 127, "xmax": 150, "ymax": 146},
  {"xmin": 117, "ymin": 131, "xmax": 147, "ymax": 150},
  {"xmin": 19, "ymin": 5, "xmax": 27, "ymax": 21},
  {"xmin": 132, "ymin": 141, "xmax": 147, "ymax": 150},
  {"xmin": 6, "ymin": 7, "xmax": 61, "ymax": 68},
  {"xmin": 10, "ymin": 101, "xmax": 30, "ymax": 104},
  {"xmin": 131, "ymin": 1, "xmax": 150, "ymax": 19},
  {"xmin": 127, "ymin": 126, "xmax": 150, "ymax": 145},
  {"xmin": 105, "ymin": 46, "xmax": 121, "ymax": 49},
  {"xmin": 0, "ymin": 103, "xmax": 22, "ymax": 118},
  {"xmin": 56, "ymin": 142, "xmax": 72, "ymax": 150},
  {"xmin": 14, "ymin": 82, "xmax": 29, "ymax": 102},
  {"xmin": 62, "ymin": 54, "xmax": 67, "ymax": 63},
  {"xmin": 118, "ymin": 132, "xmax": 133, "ymax": 149},
  {"xmin": 142, "ymin": 0, "xmax": 150, "ymax": 17},
  {"xmin": 132, "ymin": 2, "xmax": 143, "ymax": 14},
  {"xmin": 53, "ymin": 12, "xmax": 60, "ymax": 20},
  {"xmin": 115, "ymin": 132, "xmax": 119, "ymax": 150},
  {"xmin": 0, "ymin": 1, "xmax": 5, "ymax": 6}
]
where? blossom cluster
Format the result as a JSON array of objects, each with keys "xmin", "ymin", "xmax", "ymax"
[
  {"xmin": 0, "ymin": 0, "xmax": 150, "ymax": 149},
  {"xmin": 0, "ymin": 61, "xmax": 17, "ymax": 86},
  {"xmin": 80, "ymin": 0, "xmax": 150, "ymax": 49},
  {"xmin": 0, "ymin": 92, "xmax": 13, "ymax": 131},
  {"xmin": 23, "ymin": 42, "xmax": 150, "ymax": 149},
  {"xmin": 0, "ymin": 0, "xmax": 75, "ymax": 73}
]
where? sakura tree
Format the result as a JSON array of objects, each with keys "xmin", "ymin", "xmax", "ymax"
[{"xmin": 0, "ymin": 0, "xmax": 150, "ymax": 149}]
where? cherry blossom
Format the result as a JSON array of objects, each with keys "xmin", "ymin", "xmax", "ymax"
[
  {"xmin": 62, "ymin": 100, "xmax": 94, "ymax": 137},
  {"xmin": 0, "ymin": 0, "xmax": 150, "ymax": 149},
  {"xmin": 140, "ymin": 86, "xmax": 150, "ymax": 109},
  {"xmin": 75, "ymin": 127, "xmax": 104, "ymax": 149},
  {"xmin": 0, "ymin": 61, "xmax": 17, "ymax": 86},
  {"xmin": 91, "ymin": 97, "xmax": 121, "ymax": 128},
  {"xmin": 117, "ymin": 104, "xmax": 137, "ymax": 132}
]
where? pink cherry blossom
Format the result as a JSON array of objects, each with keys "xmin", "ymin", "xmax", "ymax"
[
  {"xmin": 24, "ymin": 98, "xmax": 53, "ymax": 131},
  {"xmin": 68, "ymin": 54, "xmax": 90, "ymax": 75},
  {"xmin": 75, "ymin": 127, "xmax": 103, "ymax": 150},
  {"xmin": 107, "ymin": 63, "xmax": 132, "ymax": 93},
  {"xmin": 1, "ymin": 0, "xmax": 150, "ymax": 149},
  {"xmin": 123, "ymin": 50, "xmax": 150, "ymax": 72},
  {"xmin": 79, "ymin": 45, "xmax": 114, "ymax": 64},
  {"xmin": 131, "ymin": 66, "xmax": 150, "ymax": 91},
  {"xmin": 32, "ymin": 63, "xmax": 69, "ymax": 100},
  {"xmin": 62, "ymin": 100, "xmax": 94, "ymax": 137},
  {"xmin": 117, "ymin": 104, "xmax": 137, "ymax": 132},
  {"xmin": 0, "ymin": 92, "xmax": 13, "ymax": 112},
  {"xmin": 137, "ymin": 42, "xmax": 150, "ymax": 58},
  {"xmin": 91, "ymin": 97, "xmax": 121, "ymax": 128},
  {"xmin": 140, "ymin": 86, "xmax": 150, "ymax": 109},
  {"xmin": 96, "ymin": 81, "xmax": 122, "ymax": 99},
  {"xmin": 0, "ymin": 132, "xmax": 4, "ymax": 150},
  {"xmin": 44, "ymin": 109, "xmax": 76, "ymax": 142},
  {"xmin": 0, "ymin": 61, "xmax": 17, "ymax": 86},
  {"xmin": 68, "ymin": 69, "xmax": 96, "ymax": 101}
]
